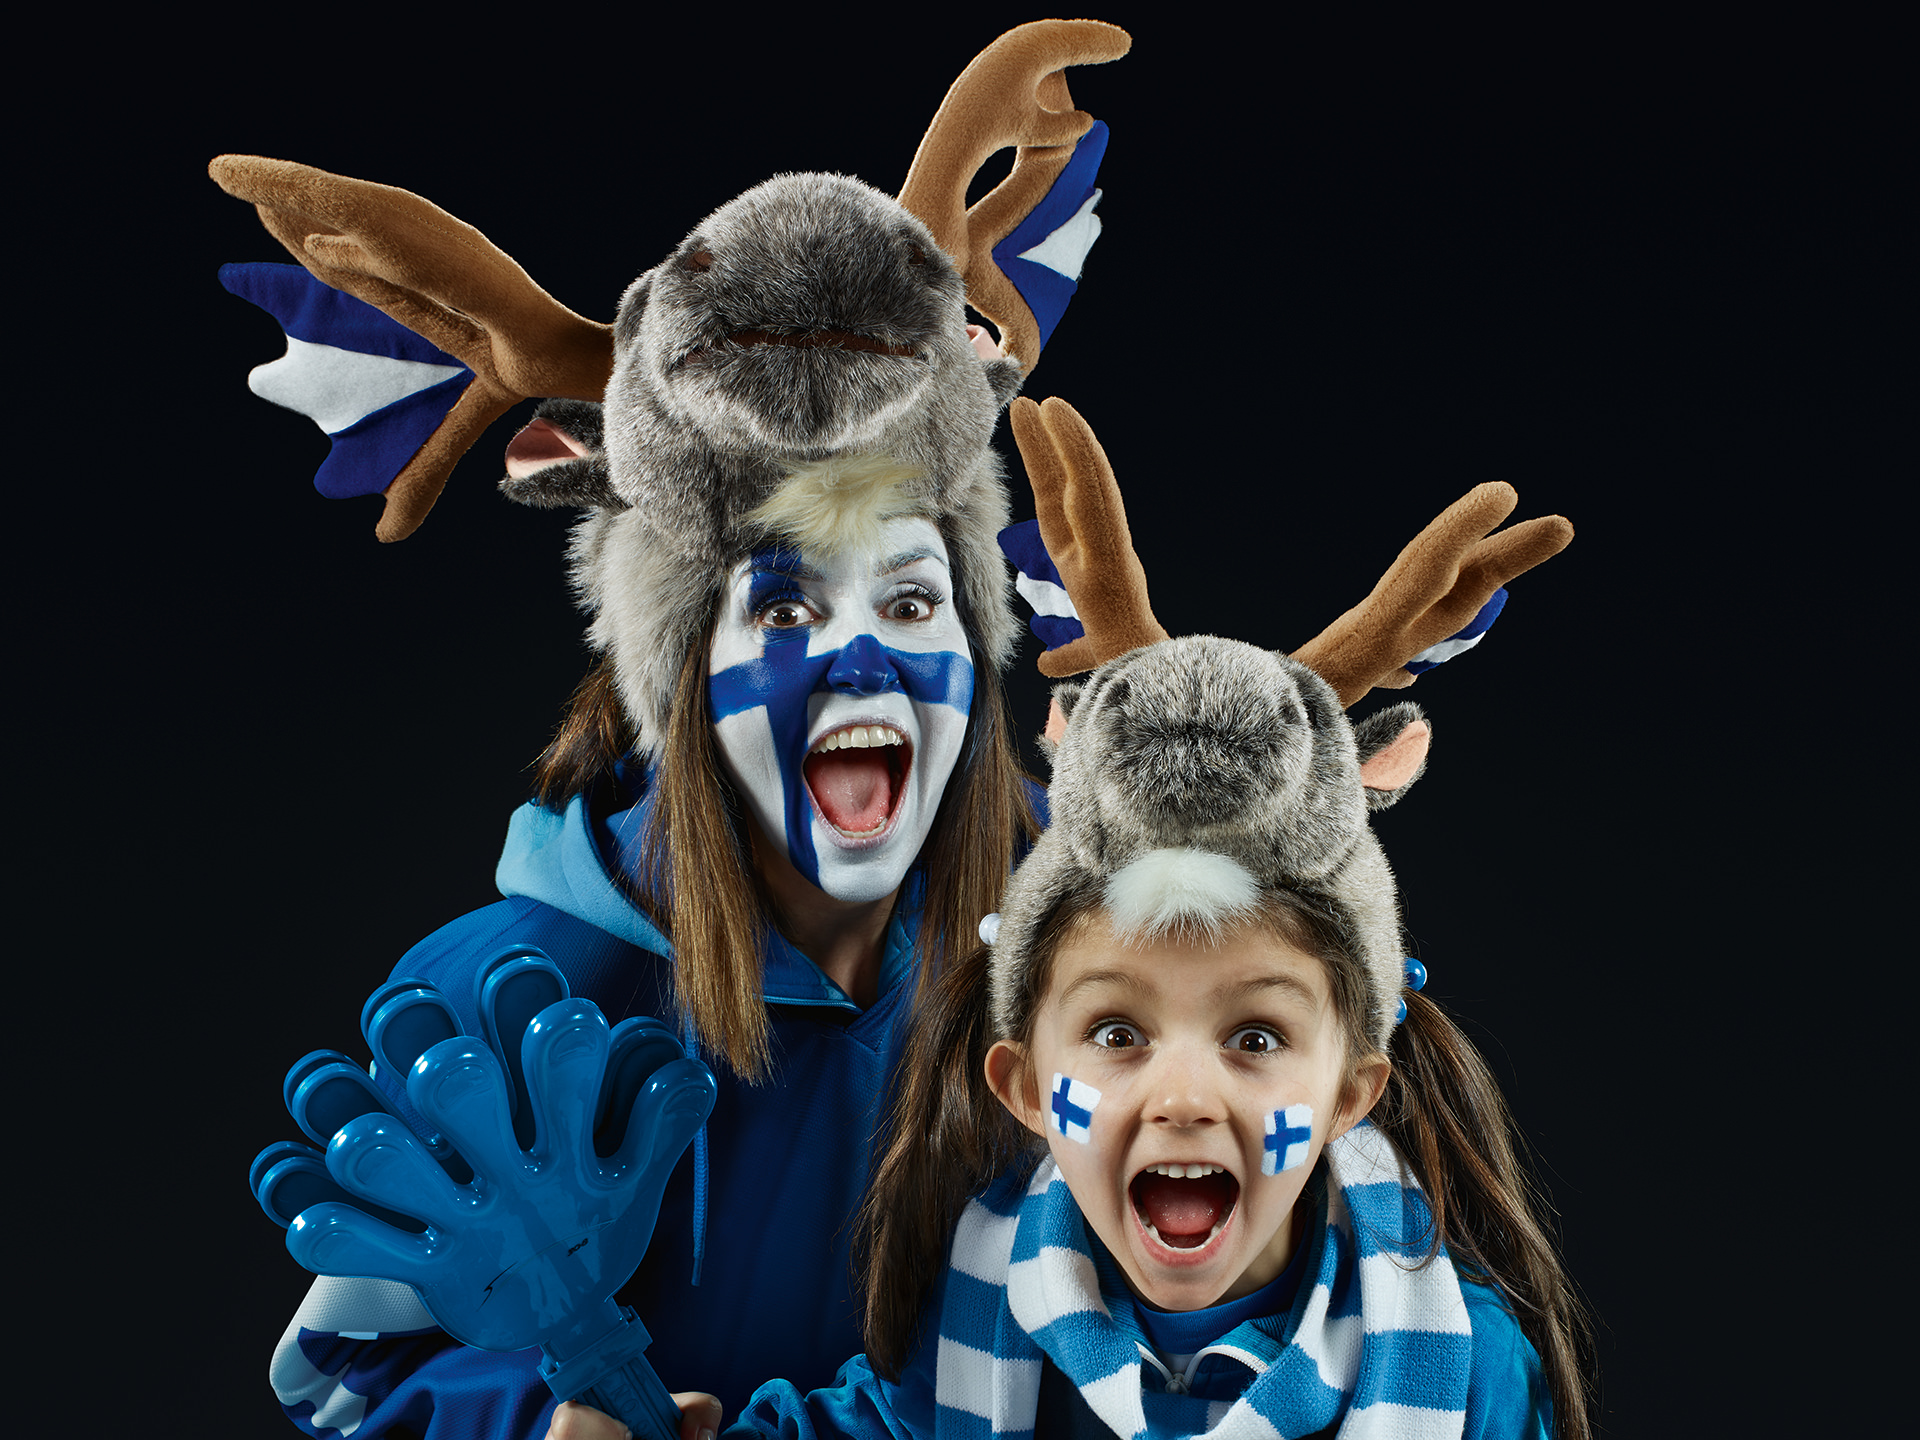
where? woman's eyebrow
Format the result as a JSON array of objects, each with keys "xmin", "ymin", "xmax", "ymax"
[
  {"xmin": 880, "ymin": 547, "xmax": 945, "ymax": 574},
  {"xmin": 748, "ymin": 557, "xmax": 826, "ymax": 584}
]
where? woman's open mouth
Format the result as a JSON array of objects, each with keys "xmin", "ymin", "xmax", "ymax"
[
  {"xmin": 803, "ymin": 724, "xmax": 912, "ymax": 840},
  {"xmin": 1130, "ymin": 1164, "xmax": 1240, "ymax": 1252}
]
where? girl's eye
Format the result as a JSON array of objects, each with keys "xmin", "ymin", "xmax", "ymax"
[
  {"xmin": 882, "ymin": 588, "xmax": 939, "ymax": 623},
  {"xmin": 1092, "ymin": 1022, "xmax": 1143, "ymax": 1050},
  {"xmin": 1225, "ymin": 1025, "xmax": 1283, "ymax": 1055}
]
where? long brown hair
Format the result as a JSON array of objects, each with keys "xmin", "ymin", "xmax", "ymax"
[
  {"xmin": 857, "ymin": 886, "xmax": 1593, "ymax": 1440},
  {"xmin": 532, "ymin": 619, "xmax": 1037, "ymax": 1082},
  {"xmin": 1374, "ymin": 990, "xmax": 1595, "ymax": 1439}
]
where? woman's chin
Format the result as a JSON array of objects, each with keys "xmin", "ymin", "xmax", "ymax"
[{"xmin": 807, "ymin": 817, "xmax": 917, "ymax": 904}]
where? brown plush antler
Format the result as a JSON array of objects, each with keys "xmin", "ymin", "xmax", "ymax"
[
  {"xmin": 1289, "ymin": 484, "xmax": 1574, "ymax": 707},
  {"xmin": 1010, "ymin": 396, "xmax": 1169, "ymax": 676},
  {"xmin": 1012, "ymin": 400, "xmax": 1574, "ymax": 708},
  {"xmin": 899, "ymin": 19, "xmax": 1130, "ymax": 372},
  {"xmin": 209, "ymin": 156, "xmax": 614, "ymax": 541}
]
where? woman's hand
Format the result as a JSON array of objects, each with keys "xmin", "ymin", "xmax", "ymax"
[{"xmin": 547, "ymin": 1393, "xmax": 724, "ymax": 1440}]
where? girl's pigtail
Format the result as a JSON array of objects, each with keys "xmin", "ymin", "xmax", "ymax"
[
  {"xmin": 857, "ymin": 939, "xmax": 1037, "ymax": 1379},
  {"xmin": 1374, "ymin": 989, "xmax": 1596, "ymax": 1440}
]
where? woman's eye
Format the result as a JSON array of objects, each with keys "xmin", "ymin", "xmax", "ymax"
[
  {"xmin": 1092, "ymin": 1022, "xmax": 1142, "ymax": 1050},
  {"xmin": 882, "ymin": 590, "xmax": 938, "ymax": 623},
  {"xmin": 1226, "ymin": 1026, "xmax": 1282, "ymax": 1054},
  {"xmin": 758, "ymin": 600, "xmax": 814, "ymax": 629}
]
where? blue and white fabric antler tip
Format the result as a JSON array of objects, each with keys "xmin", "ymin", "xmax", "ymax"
[
  {"xmin": 993, "ymin": 121, "xmax": 1108, "ymax": 350},
  {"xmin": 219, "ymin": 262, "xmax": 474, "ymax": 502},
  {"xmin": 996, "ymin": 519, "xmax": 1085, "ymax": 652},
  {"xmin": 1403, "ymin": 587, "xmax": 1507, "ymax": 674}
]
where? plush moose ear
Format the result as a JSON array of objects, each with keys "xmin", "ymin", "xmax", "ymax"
[
  {"xmin": 984, "ymin": 356, "xmax": 1025, "ymax": 408},
  {"xmin": 1353, "ymin": 702, "xmax": 1430, "ymax": 811},
  {"xmin": 1053, "ymin": 678, "xmax": 1087, "ymax": 724},
  {"xmin": 613, "ymin": 274, "xmax": 654, "ymax": 349},
  {"xmin": 500, "ymin": 400, "xmax": 627, "ymax": 511},
  {"xmin": 1038, "ymin": 677, "xmax": 1089, "ymax": 763}
]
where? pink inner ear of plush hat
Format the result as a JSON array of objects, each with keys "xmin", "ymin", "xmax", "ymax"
[
  {"xmin": 1360, "ymin": 720, "xmax": 1430, "ymax": 793},
  {"xmin": 504, "ymin": 416, "xmax": 591, "ymax": 479}
]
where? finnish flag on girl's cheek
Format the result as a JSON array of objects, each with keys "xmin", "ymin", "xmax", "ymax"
[
  {"xmin": 1049, "ymin": 1073, "xmax": 1101, "ymax": 1145},
  {"xmin": 1263, "ymin": 1104, "xmax": 1314, "ymax": 1176}
]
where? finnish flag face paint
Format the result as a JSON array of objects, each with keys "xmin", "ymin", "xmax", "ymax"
[
  {"xmin": 1049, "ymin": 1073, "xmax": 1101, "ymax": 1144},
  {"xmin": 708, "ymin": 517, "xmax": 974, "ymax": 905},
  {"xmin": 1263, "ymin": 1104, "xmax": 1313, "ymax": 1176}
]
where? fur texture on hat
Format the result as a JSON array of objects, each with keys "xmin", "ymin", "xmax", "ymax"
[
  {"xmin": 502, "ymin": 172, "xmax": 1024, "ymax": 752},
  {"xmin": 988, "ymin": 636, "xmax": 1431, "ymax": 1052}
]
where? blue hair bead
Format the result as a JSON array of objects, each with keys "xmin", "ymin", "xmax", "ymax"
[
  {"xmin": 1395, "ymin": 997, "xmax": 1408, "ymax": 1025},
  {"xmin": 1404, "ymin": 957, "xmax": 1427, "ymax": 992}
]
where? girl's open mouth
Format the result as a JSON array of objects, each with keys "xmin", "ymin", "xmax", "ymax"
[
  {"xmin": 803, "ymin": 724, "xmax": 912, "ymax": 839},
  {"xmin": 1130, "ymin": 1164, "xmax": 1240, "ymax": 1251}
]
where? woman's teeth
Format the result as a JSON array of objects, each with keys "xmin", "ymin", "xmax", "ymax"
[
  {"xmin": 809, "ymin": 725, "xmax": 905, "ymax": 752},
  {"xmin": 1142, "ymin": 1163, "xmax": 1227, "ymax": 1179}
]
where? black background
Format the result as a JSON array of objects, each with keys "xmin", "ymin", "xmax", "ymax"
[{"xmin": 31, "ymin": 9, "xmax": 1898, "ymax": 1435}]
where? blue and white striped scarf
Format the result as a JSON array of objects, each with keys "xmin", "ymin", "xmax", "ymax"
[{"xmin": 933, "ymin": 1122, "xmax": 1471, "ymax": 1439}]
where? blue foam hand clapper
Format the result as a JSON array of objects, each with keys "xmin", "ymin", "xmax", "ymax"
[{"xmin": 250, "ymin": 946, "xmax": 717, "ymax": 1440}]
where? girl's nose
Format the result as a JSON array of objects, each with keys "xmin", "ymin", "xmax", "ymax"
[
  {"xmin": 1149, "ymin": 1047, "xmax": 1224, "ymax": 1128},
  {"xmin": 826, "ymin": 633, "xmax": 902, "ymax": 694}
]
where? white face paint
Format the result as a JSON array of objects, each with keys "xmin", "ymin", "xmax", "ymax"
[
  {"xmin": 707, "ymin": 516, "xmax": 975, "ymax": 905},
  {"xmin": 1048, "ymin": 1073, "xmax": 1102, "ymax": 1145}
]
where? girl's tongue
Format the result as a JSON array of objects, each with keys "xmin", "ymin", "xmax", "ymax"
[
  {"xmin": 1131, "ymin": 1171, "xmax": 1238, "ymax": 1249},
  {"xmin": 804, "ymin": 748, "xmax": 897, "ymax": 833}
]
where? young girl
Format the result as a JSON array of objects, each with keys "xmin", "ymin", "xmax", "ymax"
[{"xmin": 639, "ymin": 633, "xmax": 1589, "ymax": 1440}]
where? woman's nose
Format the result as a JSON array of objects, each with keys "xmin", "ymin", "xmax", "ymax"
[{"xmin": 826, "ymin": 633, "xmax": 902, "ymax": 694}]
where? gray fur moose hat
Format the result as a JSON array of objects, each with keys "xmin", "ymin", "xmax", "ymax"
[
  {"xmin": 987, "ymin": 636, "xmax": 1433, "ymax": 1053},
  {"xmin": 517, "ymin": 172, "xmax": 1027, "ymax": 752}
]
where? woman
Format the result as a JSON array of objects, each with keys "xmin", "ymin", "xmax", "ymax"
[{"xmin": 265, "ymin": 172, "xmax": 1043, "ymax": 1440}]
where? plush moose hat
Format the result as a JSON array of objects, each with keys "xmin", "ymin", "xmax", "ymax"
[
  {"xmin": 214, "ymin": 21, "xmax": 1131, "ymax": 753},
  {"xmin": 987, "ymin": 635, "xmax": 1433, "ymax": 1053}
]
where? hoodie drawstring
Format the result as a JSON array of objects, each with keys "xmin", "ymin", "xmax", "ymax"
[{"xmin": 681, "ymin": 1010, "xmax": 709, "ymax": 1286}]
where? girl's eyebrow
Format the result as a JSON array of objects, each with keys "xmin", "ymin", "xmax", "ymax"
[
  {"xmin": 1212, "ymin": 974, "xmax": 1322, "ymax": 1010},
  {"xmin": 1057, "ymin": 967, "xmax": 1154, "ymax": 1007}
]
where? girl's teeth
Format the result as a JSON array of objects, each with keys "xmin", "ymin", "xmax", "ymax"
[
  {"xmin": 1145, "ymin": 1163, "xmax": 1225, "ymax": 1178},
  {"xmin": 1143, "ymin": 1220, "xmax": 1229, "ymax": 1249}
]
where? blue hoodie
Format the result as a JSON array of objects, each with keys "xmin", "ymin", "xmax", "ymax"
[{"xmin": 269, "ymin": 785, "xmax": 937, "ymax": 1439}]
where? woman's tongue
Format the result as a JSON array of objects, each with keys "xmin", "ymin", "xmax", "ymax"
[
  {"xmin": 1133, "ymin": 1172, "xmax": 1237, "ymax": 1249},
  {"xmin": 805, "ymin": 749, "xmax": 894, "ymax": 833}
]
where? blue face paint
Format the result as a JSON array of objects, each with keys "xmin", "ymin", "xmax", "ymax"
[
  {"xmin": 1263, "ymin": 1104, "xmax": 1314, "ymax": 1176},
  {"xmin": 1049, "ymin": 1072, "xmax": 1101, "ymax": 1144},
  {"xmin": 707, "ymin": 531, "xmax": 975, "ymax": 896},
  {"xmin": 743, "ymin": 546, "xmax": 810, "ymax": 615}
]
